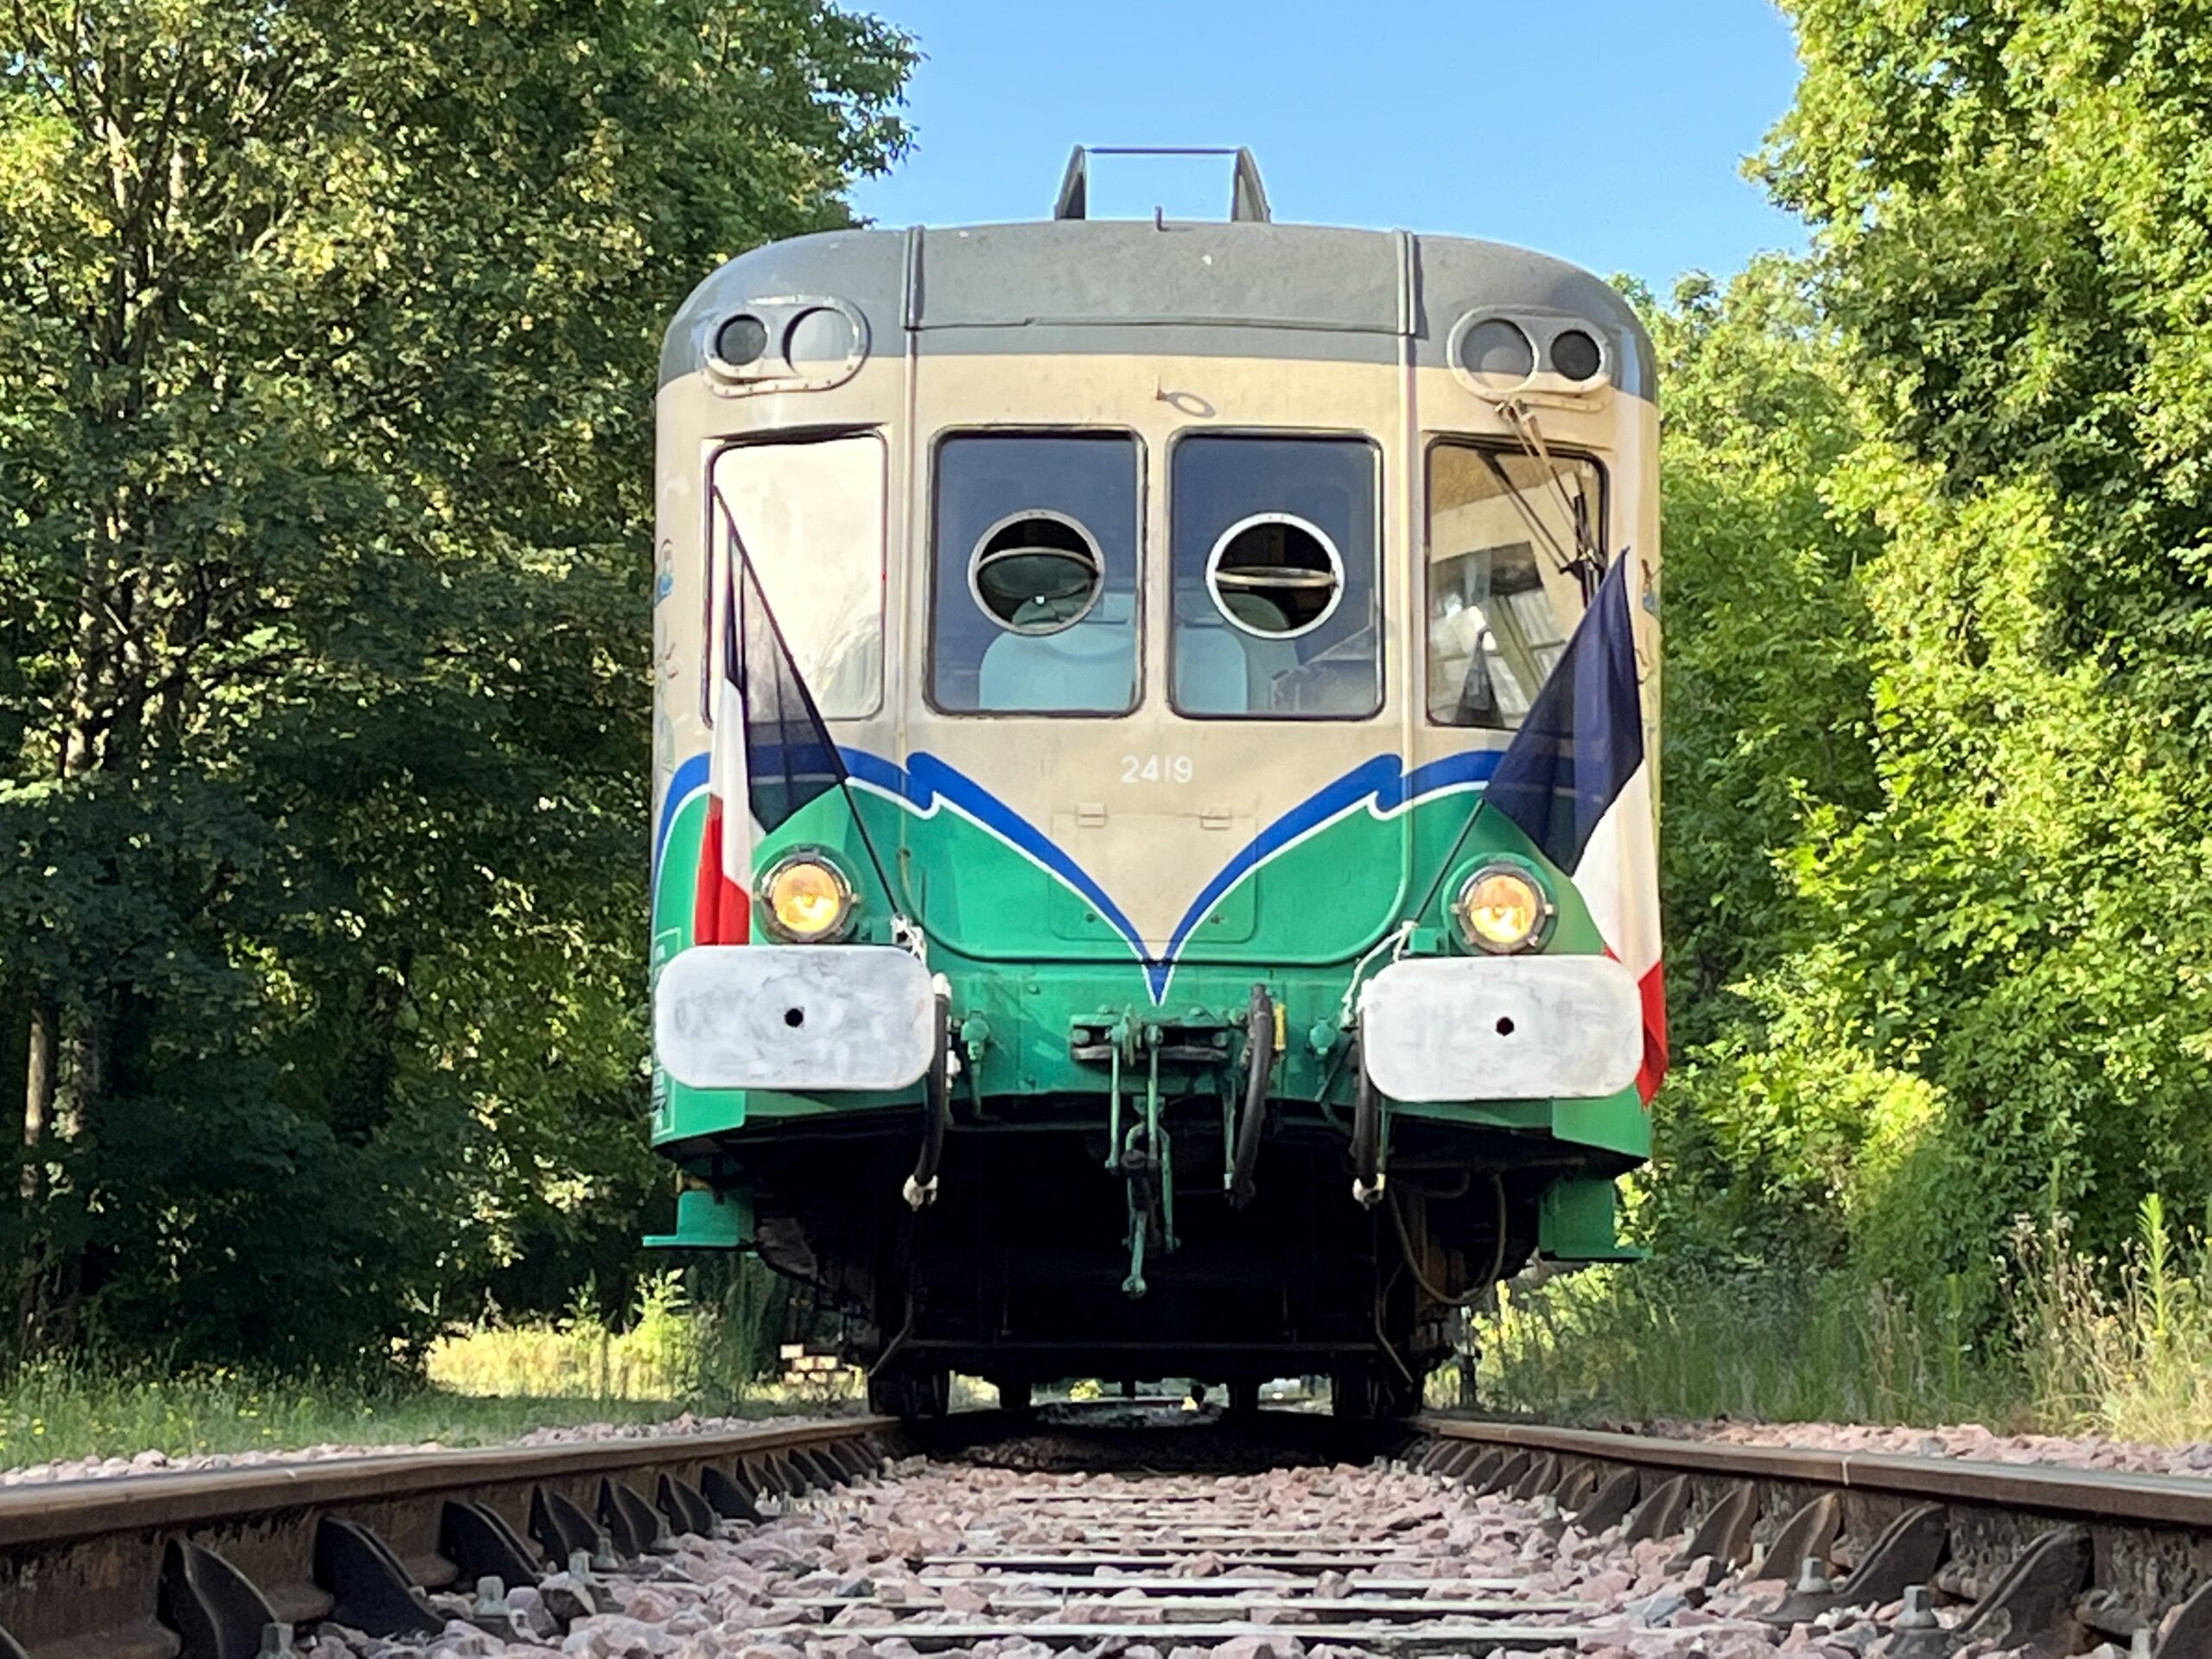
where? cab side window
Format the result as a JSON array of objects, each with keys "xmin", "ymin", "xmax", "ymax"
[
  {"xmin": 1169, "ymin": 435, "xmax": 1381, "ymax": 718},
  {"xmin": 1425, "ymin": 441, "xmax": 1605, "ymax": 729},
  {"xmin": 931, "ymin": 433, "xmax": 1141, "ymax": 715},
  {"xmin": 711, "ymin": 433, "xmax": 887, "ymax": 719}
]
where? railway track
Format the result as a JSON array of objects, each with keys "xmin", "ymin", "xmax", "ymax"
[
  {"xmin": 1412, "ymin": 1417, "xmax": 2212, "ymax": 1659},
  {"xmin": 3, "ymin": 1408, "xmax": 2211, "ymax": 1657},
  {"xmin": 0, "ymin": 1417, "xmax": 895, "ymax": 1657}
]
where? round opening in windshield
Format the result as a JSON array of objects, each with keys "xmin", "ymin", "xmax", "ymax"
[
  {"xmin": 1205, "ymin": 513, "xmax": 1344, "ymax": 639},
  {"xmin": 969, "ymin": 510, "xmax": 1105, "ymax": 635}
]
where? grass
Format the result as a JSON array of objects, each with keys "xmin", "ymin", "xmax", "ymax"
[
  {"xmin": 2011, "ymin": 1196, "xmax": 2212, "ymax": 1444},
  {"xmin": 0, "ymin": 1363, "xmax": 680, "ymax": 1468},
  {"xmin": 1476, "ymin": 1264, "xmax": 2016, "ymax": 1427},
  {"xmin": 1476, "ymin": 1195, "xmax": 2212, "ymax": 1442},
  {"xmin": 2, "ymin": 1265, "xmax": 829, "ymax": 1471},
  {"xmin": 425, "ymin": 1272, "xmax": 702, "ymax": 1405},
  {"xmin": 425, "ymin": 1267, "xmax": 860, "ymax": 1414},
  {"xmin": 21, "ymin": 1205, "xmax": 2211, "ymax": 1468},
  {"xmin": 3, "ymin": 1262, "xmax": 988, "ymax": 1470}
]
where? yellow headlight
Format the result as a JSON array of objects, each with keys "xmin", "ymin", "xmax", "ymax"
[
  {"xmin": 760, "ymin": 854, "xmax": 854, "ymax": 943},
  {"xmin": 1457, "ymin": 865, "xmax": 1550, "ymax": 953}
]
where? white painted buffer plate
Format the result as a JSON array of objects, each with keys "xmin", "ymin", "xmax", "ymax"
[
  {"xmin": 656, "ymin": 945, "xmax": 936, "ymax": 1091},
  {"xmin": 1360, "ymin": 956, "xmax": 1641, "ymax": 1103}
]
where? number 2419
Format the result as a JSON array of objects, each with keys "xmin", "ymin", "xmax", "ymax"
[{"xmin": 1120, "ymin": 753, "xmax": 1194, "ymax": 784}]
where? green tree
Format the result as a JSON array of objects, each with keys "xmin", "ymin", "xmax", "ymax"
[
  {"xmin": 1653, "ymin": 0, "xmax": 2212, "ymax": 1293},
  {"xmin": 0, "ymin": 0, "xmax": 912, "ymax": 1365},
  {"xmin": 1628, "ymin": 260, "xmax": 1884, "ymax": 1269}
]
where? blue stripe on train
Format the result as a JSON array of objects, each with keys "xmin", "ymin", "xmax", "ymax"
[
  {"xmin": 652, "ymin": 751, "xmax": 710, "ymax": 881},
  {"xmin": 654, "ymin": 746, "xmax": 1504, "ymax": 1000}
]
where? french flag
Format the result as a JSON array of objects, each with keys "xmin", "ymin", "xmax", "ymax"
[
  {"xmin": 1484, "ymin": 554, "xmax": 1668, "ymax": 1104},
  {"xmin": 692, "ymin": 526, "xmax": 753, "ymax": 946}
]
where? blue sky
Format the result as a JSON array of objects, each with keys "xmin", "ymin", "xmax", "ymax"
[{"xmin": 848, "ymin": 0, "xmax": 1806, "ymax": 291}]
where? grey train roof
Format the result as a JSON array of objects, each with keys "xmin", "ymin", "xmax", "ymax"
[{"xmin": 661, "ymin": 220, "xmax": 1655, "ymax": 400}]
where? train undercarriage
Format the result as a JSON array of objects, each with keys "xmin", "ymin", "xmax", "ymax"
[{"xmin": 703, "ymin": 1096, "xmax": 1624, "ymax": 1419}]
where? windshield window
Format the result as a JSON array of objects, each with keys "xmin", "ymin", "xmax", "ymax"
[
  {"xmin": 711, "ymin": 433, "xmax": 886, "ymax": 719},
  {"xmin": 931, "ymin": 433, "xmax": 1141, "ymax": 715},
  {"xmin": 1426, "ymin": 442, "xmax": 1605, "ymax": 728},
  {"xmin": 1170, "ymin": 435, "xmax": 1380, "ymax": 718}
]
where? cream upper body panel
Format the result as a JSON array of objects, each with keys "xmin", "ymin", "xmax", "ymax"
[{"xmin": 653, "ymin": 220, "xmax": 1660, "ymax": 939}]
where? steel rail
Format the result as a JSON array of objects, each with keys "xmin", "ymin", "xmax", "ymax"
[
  {"xmin": 1415, "ymin": 1416, "xmax": 2212, "ymax": 1529},
  {"xmin": 0, "ymin": 1415, "xmax": 897, "ymax": 1659},
  {"xmin": 1411, "ymin": 1414, "xmax": 2212, "ymax": 1656}
]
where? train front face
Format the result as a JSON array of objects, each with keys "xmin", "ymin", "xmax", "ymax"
[{"xmin": 650, "ymin": 201, "xmax": 1661, "ymax": 1414}]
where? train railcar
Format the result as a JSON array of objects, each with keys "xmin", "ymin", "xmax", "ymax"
[{"xmin": 648, "ymin": 149, "xmax": 1663, "ymax": 1418}]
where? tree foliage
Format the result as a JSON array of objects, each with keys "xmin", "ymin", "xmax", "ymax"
[
  {"xmin": 1646, "ymin": 0, "xmax": 2212, "ymax": 1307},
  {"xmin": 0, "ymin": 0, "xmax": 912, "ymax": 1367},
  {"xmin": 1632, "ymin": 259, "xmax": 1884, "ymax": 1270}
]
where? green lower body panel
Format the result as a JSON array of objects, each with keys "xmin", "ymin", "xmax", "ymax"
[
  {"xmin": 645, "ymin": 742, "xmax": 1656, "ymax": 1389},
  {"xmin": 1538, "ymin": 1174, "xmax": 1645, "ymax": 1262},
  {"xmin": 644, "ymin": 1185, "xmax": 754, "ymax": 1250},
  {"xmin": 650, "ymin": 748, "xmax": 1654, "ymax": 1166}
]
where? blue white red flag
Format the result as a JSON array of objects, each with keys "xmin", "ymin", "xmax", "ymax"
[{"xmin": 1484, "ymin": 554, "xmax": 1668, "ymax": 1102}]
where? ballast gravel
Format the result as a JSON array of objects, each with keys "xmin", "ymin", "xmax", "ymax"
[
  {"xmin": 298, "ymin": 1452, "xmax": 2080, "ymax": 1659},
  {"xmin": 10, "ymin": 1408, "xmax": 2212, "ymax": 1489},
  {"xmin": 1637, "ymin": 1416, "xmax": 2212, "ymax": 1478},
  {"xmin": 0, "ymin": 1411, "xmax": 849, "ymax": 1487}
]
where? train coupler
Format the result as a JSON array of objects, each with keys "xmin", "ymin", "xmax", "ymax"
[
  {"xmin": 1120, "ymin": 1128, "xmax": 1178, "ymax": 1299},
  {"xmin": 1121, "ymin": 1205, "xmax": 1147, "ymax": 1299}
]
